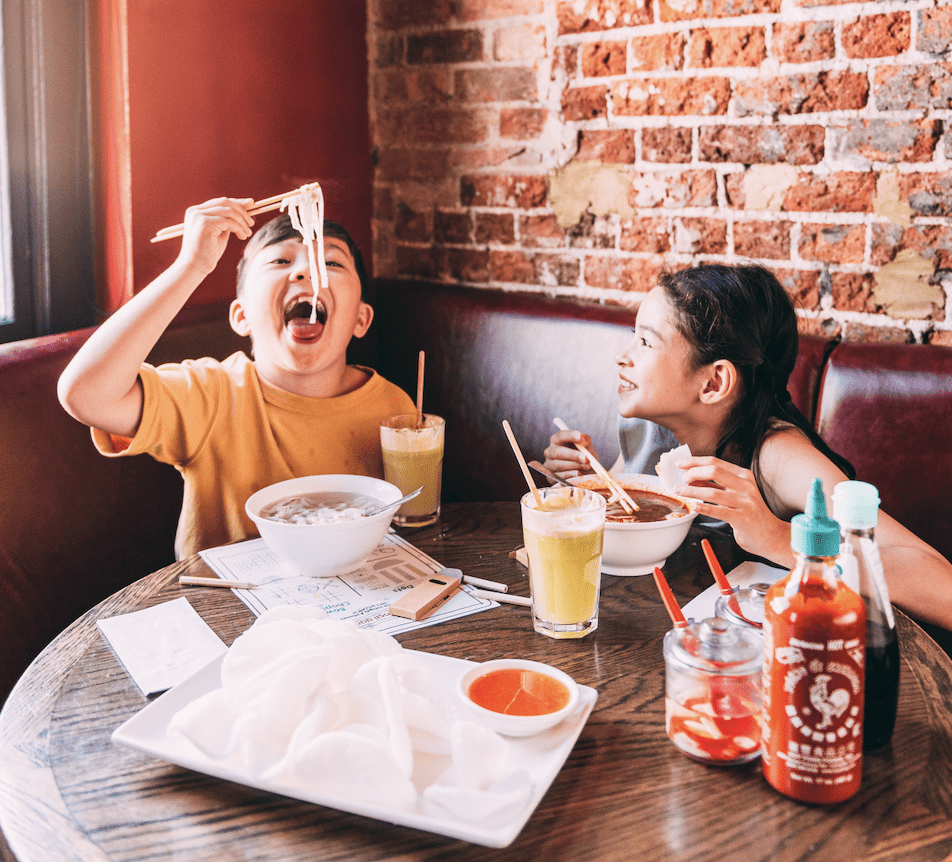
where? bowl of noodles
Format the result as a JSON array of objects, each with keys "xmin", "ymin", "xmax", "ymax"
[
  {"xmin": 569, "ymin": 474, "xmax": 698, "ymax": 577},
  {"xmin": 246, "ymin": 474, "xmax": 404, "ymax": 577}
]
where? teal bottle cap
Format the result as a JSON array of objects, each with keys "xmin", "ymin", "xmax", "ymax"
[
  {"xmin": 791, "ymin": 478, "xmax": 840, "ymax": 557},
  {"xmin": 832, "ymin": 480, "xmax": 880, "ymax": 530}
]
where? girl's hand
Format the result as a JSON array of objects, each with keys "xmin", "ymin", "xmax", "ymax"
[
  {"xmin": 674, "ymin": 456, "xmax": 791, "ymax": 564},
  {"xmin": 542, "ymin": 429, "xmax": 598, "ymax": 481},
  {"xmin": 176, "ymin": 197, "xmax": 256, "ymax": 276}
]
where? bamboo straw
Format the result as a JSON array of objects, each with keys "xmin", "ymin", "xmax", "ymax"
[
  {"xmin": 416, "ymin": 350, "xmax": 425, "ymax": 428},
  {"xmin": 552, "ymin": 418, "xmax": 638, "ymax": 512},
  {"xmin": 151, "ymin": 188, "xmax": 305, "ymax": 242},
  {"xmin": 502, "ymin": 420, "xmax": 544, "ymax": 509}
]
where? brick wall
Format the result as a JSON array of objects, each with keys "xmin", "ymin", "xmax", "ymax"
[{"xmin": 368, "ymin": 0, "xmax": 952, "ymax": 345}]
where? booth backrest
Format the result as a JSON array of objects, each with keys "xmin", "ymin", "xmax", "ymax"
[
  {"xmin": 0, "ymin": 302, "xmax": 247, "ymax": 701},
  {"xmin": 817, "ymin": 340, "xmax": 952, "ymax": 564},
  {"xmin": 368, "ymin": 279, "xmax": 836, "ymax": 506}
]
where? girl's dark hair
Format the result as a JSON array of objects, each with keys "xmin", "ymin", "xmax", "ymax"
[
  {"xmin": 659, "ymin": 263, "xmax": 854, "ymax": 486},
  {"xmin": 235, "ymin": 213, "xmax": 368, "ymax": 299}
]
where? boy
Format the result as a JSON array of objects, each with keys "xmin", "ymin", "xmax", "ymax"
[{"xmin": 58, "ymin": 196, "xmax": 414, "ymax": 558}]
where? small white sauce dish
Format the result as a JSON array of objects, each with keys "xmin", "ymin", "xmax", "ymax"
[{"xmin": 457, "ymin": 659, "xmax": 581, "ymax": 737}]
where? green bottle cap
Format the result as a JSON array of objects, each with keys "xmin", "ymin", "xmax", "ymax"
[
  {"xmin": 791, "ymin": 478, "xmax": 840, "ymax": 557},
  {"xmin": 832, "ymin": 480, "xmax": 880, "ymax": 530}
]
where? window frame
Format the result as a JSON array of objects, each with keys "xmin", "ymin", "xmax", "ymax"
[{"xmin": 1, "ymin": 0, "xmax": 96, "ymax": 344}]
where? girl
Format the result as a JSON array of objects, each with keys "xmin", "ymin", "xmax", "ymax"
[{"xmin": 544, "ymin": 264, "xmax": 952, "ymax": 630}]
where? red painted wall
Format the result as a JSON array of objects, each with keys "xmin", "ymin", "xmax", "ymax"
[{"xmin": 96, "ymin": 0, "xmax": 371, "ymax": 312}]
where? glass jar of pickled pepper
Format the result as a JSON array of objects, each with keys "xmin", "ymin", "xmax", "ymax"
[
  {"xmin": 714, "ymin": 583, "xmax": 770, "ymax": 632},
  {"xmin": 663, "ymin": 617, "xmax": 763, "ymax": 765}
]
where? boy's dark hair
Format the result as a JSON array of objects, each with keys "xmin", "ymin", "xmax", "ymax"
[
  {"xmin": 236, "ymin": 213, "xmax": 368, "ymax": 300},
  {"xmin": 659, "ymin": 263, "xmax": 855, "ymax": 485}
]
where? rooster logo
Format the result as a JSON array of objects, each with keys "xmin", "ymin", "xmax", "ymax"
[{"xmin": 809, "ymin": 674, "xmax": 851, "ymax": 729}]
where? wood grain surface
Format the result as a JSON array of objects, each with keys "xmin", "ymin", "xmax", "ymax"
[{"xmin": 2, "ymin": 503, "xmax": 951, "ymax": 861}]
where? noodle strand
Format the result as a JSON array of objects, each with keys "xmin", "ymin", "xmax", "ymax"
[{"xmin": 281, "ymin": 183, "xmax": 328, "ymax": 323}]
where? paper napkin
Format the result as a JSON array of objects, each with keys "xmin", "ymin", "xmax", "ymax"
[
  {"xmin": 681, "ymin": 560, "xmax": 786, "ymax": 622},
  {"xmin": 98, "ymin": 597, "xmax": 228, "ymax": 695}
]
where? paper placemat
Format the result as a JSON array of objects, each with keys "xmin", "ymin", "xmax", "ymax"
[{"xmin": 199, "ymin": 532, "xmax": 497, "ymax": 636}]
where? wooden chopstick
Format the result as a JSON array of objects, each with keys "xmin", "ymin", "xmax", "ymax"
[
  {"xmin": 552, "ymin": 418, "xmax": 639, "ymax": 513},
  {"xmin": 151, "ymin": 188, "xmax": 305, "ymax": 243},
  {"xmin": 470, "ymin": 588, "xmax": 532, "ymax": 607},
  {"xmin": 179, "ymin": 575, "xmax": 257, "ymax": 590}
]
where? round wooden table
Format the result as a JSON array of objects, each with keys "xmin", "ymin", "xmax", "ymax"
[{"xmin": 2, "ymin": 502, "xmax": 951, "ymax": 861}]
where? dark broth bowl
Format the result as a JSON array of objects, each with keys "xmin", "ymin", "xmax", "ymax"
[{"xmin": 569, "ymin": 474, "xmax": 698, "ymax": 577}]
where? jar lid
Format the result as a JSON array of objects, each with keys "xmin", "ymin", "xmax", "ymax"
[
  {"xmin": 714, "ymin": 583, "xmax": 769, "ymax": 629},
  {"xmin": 663, "ymin": 617, "xmax": 762, "ymax": 675}
]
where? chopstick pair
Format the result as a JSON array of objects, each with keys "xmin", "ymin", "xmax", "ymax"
[
  {"xmin": 179, "ymin": 575, "xmax": 257, "ymax": 590},
  {"xmin": 552, "ymin": 418, "xmax": 639, "ymax": 513},
  {"xmin": 462, "ymin": 574, "xmax": 531, "ymax": 607},
  {"xmin": 151, "ymin": 189, "xmax": 304, "ymax": 243}
]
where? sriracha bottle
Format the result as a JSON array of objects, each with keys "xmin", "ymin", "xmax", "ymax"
[{"xmin": 762, "ymin": 478, "xmax": 866, "ymax": 803}]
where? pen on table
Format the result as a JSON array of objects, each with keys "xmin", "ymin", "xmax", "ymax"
[
  {"xmin": 179, "ymin": 575, "xmax": 258, "ymax": 590},
  {"xmin": 469, "ymin": 588, "xmax": 532, "ymax": 607}
]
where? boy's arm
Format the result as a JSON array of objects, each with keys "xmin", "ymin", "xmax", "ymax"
[{"xmin": 57, "ymin": 198, "xmax": 255, "ymax": 438}]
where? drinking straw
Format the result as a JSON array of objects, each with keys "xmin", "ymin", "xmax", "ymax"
[
  {"xmin": 701, "ymin": 539, "xmax": 734, "ymax": 596},
  {"xmin": 416, "ymin": 350, "xmax": 425, "ymax": 428},
  {"xmin": 502, "ymin": 420, "xmax": 544, "ymax": 509},
  {"xmin": 652, "ymin": 566, "xmax": 688, "ymax": 629}
]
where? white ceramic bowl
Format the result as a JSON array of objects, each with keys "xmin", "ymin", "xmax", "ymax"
[
  {"xmin": 245, "ymin": 474, "xmax": 403, "ymax": 577},
  {"xmin": 457, "ymin": 659, "xmax": 580, "ymax": 737},
  {"xmin": 570, "ymin": 474, "xmax": 698, "ymax": 577}
]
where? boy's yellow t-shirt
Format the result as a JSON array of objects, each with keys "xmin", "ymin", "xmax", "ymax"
[{"xmin": 92, "ymin": 352, "xmax": 415, "ymax": 559}]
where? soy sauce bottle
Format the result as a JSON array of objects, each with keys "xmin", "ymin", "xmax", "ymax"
[
  {"xmin": 833, "ymin": 481, "xmax": 899, "ymax": 751},
  {"xmin": 762, "ymin": 479, "xmax": 866, "ymax": 804}
]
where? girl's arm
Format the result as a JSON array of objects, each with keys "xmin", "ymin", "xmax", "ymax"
[
  {"xmin": 677, "ymin": 428, "xmax": 952, "ymax": 630},
  {"xmin": 866, "ymin": 510, "xmax": 952, "ymax": 631},
  {"xmin": 58, "ymin": 198, "xmax": 254, "ymax": 438}
]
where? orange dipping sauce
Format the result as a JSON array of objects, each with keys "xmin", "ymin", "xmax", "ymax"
[{"xmin": 467, "ymin": 668, "xmax": 571, "ymax": 716}]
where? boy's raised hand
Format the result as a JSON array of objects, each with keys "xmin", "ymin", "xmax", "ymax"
[
  {"xmin": 542, "ymin": 428, "xmax": 598, "ymax": 480},
  {"xmin": 176, "ymin": 197, "xmax": 256, "ymax": 276},
  {"xmin": 58, "ymin": 196, "xmax": 258, "ymax": 440}
]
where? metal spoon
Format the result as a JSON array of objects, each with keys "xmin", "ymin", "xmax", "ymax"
[
  {"xmin": 529, "ymin": 460, "xmax": 629, "ymax": 516},
  {"xmin": 527, "ymin": 460, "xmax": 576, "ymax": 488},
  {"xmin": 367, "ymin": 486, "xmax": 424, "ymax": 517}
]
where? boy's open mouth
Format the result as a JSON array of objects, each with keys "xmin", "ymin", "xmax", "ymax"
[{"xmin": 284, "ymin": 297, "xmax": 327, "ymax": 338}]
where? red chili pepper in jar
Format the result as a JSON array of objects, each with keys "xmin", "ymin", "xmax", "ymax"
[{"xmin": 663, "ymin": 617, "xmax": 763, "ymax": 766}]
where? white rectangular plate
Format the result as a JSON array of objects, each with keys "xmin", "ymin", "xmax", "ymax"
[{"xmin": 112, "ymin": 650, "xmax": 597, "ymax": 848}]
